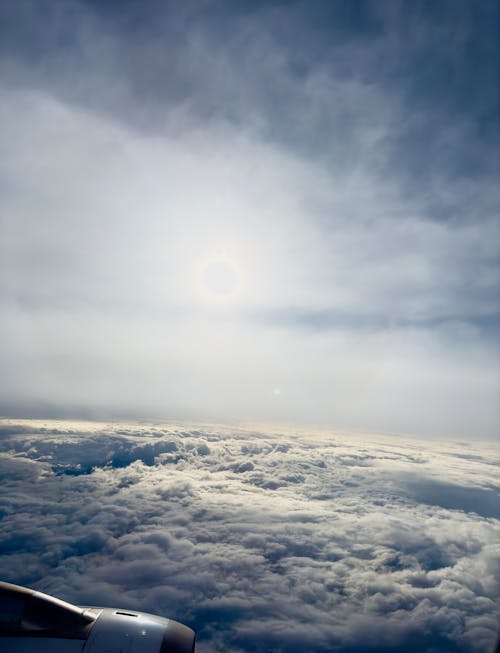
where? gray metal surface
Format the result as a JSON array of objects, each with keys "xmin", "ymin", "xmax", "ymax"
[{"xmin": 0, "ymin": 582, "xmax": 195, "ymax": 653}]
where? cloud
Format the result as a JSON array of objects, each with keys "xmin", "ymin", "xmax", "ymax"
[
  {"xmin": 0, "ymin": 2, "xmax": 499, "ymax": 437},
  {"xmin": 0, "ymin": 418, "xmax": 499, "ymax": 652},
  {"xmin": 0, "ymin": 1, "xmax": 499, "ymax": 437},
  {"xmin": 0, "ymin": 6, "xmax": 498, "ymax": 652}
]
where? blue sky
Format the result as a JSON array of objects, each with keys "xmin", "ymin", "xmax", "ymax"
[{"xmin": 0, "ymin": 0, "xmax": 499, "ymax": 437}]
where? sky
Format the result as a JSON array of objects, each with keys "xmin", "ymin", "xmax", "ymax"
[
  {"xmin": 1, "ymin": 418, "xmax": 499, "ymax": 652},
  {"xmin": 0, "ymin": 0, "xmax": 499, "ymax": 438}
]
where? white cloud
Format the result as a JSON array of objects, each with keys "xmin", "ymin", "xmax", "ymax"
[
  {"xmin": 1, "ymin": 85, "xmax": 498, "ymax": 436},
  {"xmin": 0, "ymin": 419, "xmax": 499, "ymax": 652},
  {"xmin": 1, "ymin": 2, "xmax": 499, "ymax": 434}
]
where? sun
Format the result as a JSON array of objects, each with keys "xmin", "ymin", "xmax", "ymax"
[{"xmin": 198, "ymin": 255, "xmax": 241, "ymax": 303}]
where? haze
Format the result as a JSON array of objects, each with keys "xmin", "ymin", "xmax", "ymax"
[{"xmin": 0, "ymin": 1, "xmax": 499, "ymax": 439}]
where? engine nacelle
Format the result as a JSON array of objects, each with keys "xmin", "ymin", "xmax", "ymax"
[{"xmin": 0, "ymin": 581, "xmax": 195, "ymax": 653}]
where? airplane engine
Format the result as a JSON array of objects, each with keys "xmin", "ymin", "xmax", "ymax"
[{"xmin": 0, "ymin": 581, "xmax": 195, "ymax": 653}]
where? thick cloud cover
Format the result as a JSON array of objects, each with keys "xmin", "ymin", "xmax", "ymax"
[
  {"xmin": 1, "ymin": 418, "xmax": 499, "ymax": 652},
  {"xmin": 1, "ymin": 1, "xmax": 499, "ymax": 437},
  {"xmin": 0, "ymin": 5, "xmax": 499, "ymax": 648}
]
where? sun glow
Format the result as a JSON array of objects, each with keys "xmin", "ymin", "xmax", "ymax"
[{"xmin": 197, "ymin": 254, "xmax": 242, "ymax": 303}]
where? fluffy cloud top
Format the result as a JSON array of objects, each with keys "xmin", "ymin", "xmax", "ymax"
[{"xmin": 0, "ymin": 418, "xmax": 499, "ymax": 652}]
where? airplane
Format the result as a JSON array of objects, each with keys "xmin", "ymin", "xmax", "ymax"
[{"xmin": 0, "ymin": 581, "xmax": 195, "ymax": 652}]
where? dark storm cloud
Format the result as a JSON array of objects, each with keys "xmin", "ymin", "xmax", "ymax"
[
  {"xmin": 2, "ymin": 0, "xmax": 497, "ymax": 180},
  {"xmin": 0, "ymin": 419, "xmax": 499, "ymax": 652}
]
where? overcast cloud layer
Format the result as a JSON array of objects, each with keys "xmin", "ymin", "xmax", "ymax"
[
  {"xmin": 1, "ymin": 0, "xmax": 499, "ymax": 437},
  {"xmin": 0, "ymin": 419, "xmax": 499, "ymax": 652}
]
